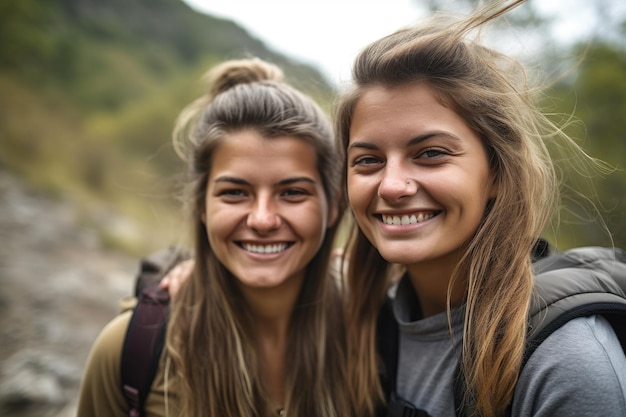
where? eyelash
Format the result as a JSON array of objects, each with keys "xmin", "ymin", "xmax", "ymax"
[
  {"xmin": 351, "ymin": 156, "xmax": 382, "ymax": 166},
  {"xmin": 282, "ymin": 188, "xmax": 307, "ymax": 196},
  {"xmin": 351, "ymin": 148, "xmax": 448, "ymax": 167},
  {"xmin": 217, "ymin": 188, "xmax": 309, "ymax": 200},
  {"xmin": 219, "ymin": 189, "xmax": 247, "ymax": 198},
  {"xmin": 419, "ymin": 148, "xmax": 447, "ymax": 159}
]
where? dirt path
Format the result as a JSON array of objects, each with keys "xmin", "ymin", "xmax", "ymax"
[{"xmin": 0, "ymin": 171, "xmax": 139, "ymax": 417}]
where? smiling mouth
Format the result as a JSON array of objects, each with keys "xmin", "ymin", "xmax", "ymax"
[
  {"xmin": 238, "ymin": 242, "xmax": 293, "ymax": 254},
  {"xmin": 379, "ymin": 212, "xmax": 439, "ymax": 225}
]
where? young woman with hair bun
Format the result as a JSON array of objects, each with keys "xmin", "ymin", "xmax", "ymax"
[{"xmin": 77, "ymin": 57, "xmax": 352, "ymax": 417}]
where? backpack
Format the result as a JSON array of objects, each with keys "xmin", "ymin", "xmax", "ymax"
[
  {"xmin": 381, "ymin": 243, "xmax": 626, "ymax": 417},
  {"xmin": 120, "ymin": 246, "xmax": 188, "ymax": 417}
]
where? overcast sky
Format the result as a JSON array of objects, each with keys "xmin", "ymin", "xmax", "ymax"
[
  {"xmin": 183, "ymin": 0, "xmax": 424, "ymax": 85},
  {"xmin": 182, "ymin": 0, "xmax": 625, "ymax": 86}
]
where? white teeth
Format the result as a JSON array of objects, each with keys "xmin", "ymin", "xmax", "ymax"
[
  {"xmin": 382, "ymin": 213, "xmax": 435, "ymax": 225},
  {"xmin": 242, "ymin": 243, "xmax": 288, "ymax": 254}
]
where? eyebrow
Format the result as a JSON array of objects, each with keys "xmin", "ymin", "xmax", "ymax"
[
  {"xmin": 277, "ymin": 177, "xmax": 317, "ymax": 186},
  {"xmin": 214, "ymin": 176, "xmax": 249, "ymax": 185},
  {"xmin": 348, "ymin": 131, "xmax": 461, "ymax": 150},
  {"xmin": 213, "ymin": 176, "xmax": 317, "ymax": 186}
]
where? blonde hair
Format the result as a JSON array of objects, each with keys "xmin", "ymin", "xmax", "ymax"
[
  {"xmin": 166, "ymin": 58, "xmax": 351, "ymax": 417},
  {"xmin": 334, "ymin": 1, "xmax": 595, "ymax": 416}
]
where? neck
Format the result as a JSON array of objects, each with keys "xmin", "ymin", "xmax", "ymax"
[
  {"xmin": 259, "ymin": 328, "xmax": 288, "ymax": 409},
  {"xmin": 236, "ymin": 276, "xmax": 304, "ymax": 410},
  {"xmin": 239, "ymin": 275, "xmax": 304, "ymax": 324},
  {"xmin": 238, "ymin": 274, "xmax": 304, "ymax": 330},
  {"xmin": 405, "ymin": 254, "xmax": 466, "ymax": 318}
]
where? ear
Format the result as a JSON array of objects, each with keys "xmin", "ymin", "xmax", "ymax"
[{"xmin": 201, "ymin": 212, "xmax": 207, "ymax": 224}]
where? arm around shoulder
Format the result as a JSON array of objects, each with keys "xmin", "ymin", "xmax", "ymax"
[{"xmin": 76, "ymin": 310, "xmax": 133, "ymax": 417}]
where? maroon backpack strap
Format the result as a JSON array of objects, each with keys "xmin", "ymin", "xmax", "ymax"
[
  {"xmin": 120, "ymin": 246, "xmax": 188, "ymax": 416},
  {"xmin": 121, "ymin": 286, "xmax": 170, "ymax": 417}
]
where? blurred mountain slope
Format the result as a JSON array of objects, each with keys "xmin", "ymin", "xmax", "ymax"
[{"xmin": 0, "ymin": 0, "xmax": 335, "ymax": 255}]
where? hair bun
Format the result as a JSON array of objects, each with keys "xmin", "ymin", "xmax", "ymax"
[{"xmin": 206, "ymin": 58, "xmax": 284, "ymax": 99}]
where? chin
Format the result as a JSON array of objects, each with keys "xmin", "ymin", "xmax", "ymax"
[
  {"xmin": 377, "ymin": 251, "xmax": 417, "ymax": 265},
  {"xmin": 376, "ymin": 242, "xmax": 435, "ymax": 265},
  {"xmin": 242, "ymin": 278, "xmax": 284, "ymax": 288}
]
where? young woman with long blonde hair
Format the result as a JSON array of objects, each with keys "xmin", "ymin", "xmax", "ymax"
[{"xmin": 336, "ymin": 1, "xmax": 626, "ymax": 416}]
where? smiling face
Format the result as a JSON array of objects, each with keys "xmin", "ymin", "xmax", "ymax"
[
  {"xmin": 203, "ymin": 130, "xmax": 334, "ymax": 292},
  {"xmin": 347, "ymin": 82, "xmax": 497, "ymax": 272}
]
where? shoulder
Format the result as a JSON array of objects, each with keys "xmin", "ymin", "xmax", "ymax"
[
  {"xmin": 76, "ymin": 310, "xmax": 133, "ymax": 417},
  {"xmin": 512, "ymin": 315, "xmax": 626, "ymax": 417},
  {"xmin": 528, "ymin": 315, "xmax": 625, "ymax": 378},
  {"xmin": 88, "ymin": 310, "xmax": 133, "ymax": 365}
]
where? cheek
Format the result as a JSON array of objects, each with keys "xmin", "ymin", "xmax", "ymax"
[
  {"xmin": 288, "ymin": 204, "xmax": 330, "ymax": 260},
  {"xmin": 300, "ymin": 205, "xmax": 328, "ymax": 241},
  {"xmin": 446, "ymin": 171, "xmax": 493, "ymax": 220},
  {"xmin": 205, "ymin": 219, "xmax": 225, "ymax": 251},
  {"xmin": 472, "ymin": 168, "xmax": 496, "ymax": 207},
  {"xmin": 204, "ymin": 204, "xmax": 237, "ymax": 242},
  {"xmin": 347, "ymin": 177, "xmax": 370, "ymax": 215},
  {"xmin": 422, "ymin": 180, "xmax": 483, "ymax": 236}
]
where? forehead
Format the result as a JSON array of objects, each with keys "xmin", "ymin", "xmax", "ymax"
[
  {"xmin": 354, "ymin": 83, "xmax": 449, "ymax": 120},
  {"xmin": 349, "ymin": 83, "xmax": 474, "ymax": 144},
  {"xmin": 209, "ymin": 130, "xmax": 320, "ymax": 180}
]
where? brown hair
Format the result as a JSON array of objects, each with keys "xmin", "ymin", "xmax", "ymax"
[{"xmin": 166, "ymin": 58, "xmax": 350, "ymax": 417}]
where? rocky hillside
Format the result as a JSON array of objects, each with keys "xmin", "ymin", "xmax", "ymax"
[{"xmin": 0, "ymin": 171, "xmax": 139, "ymax": 417}]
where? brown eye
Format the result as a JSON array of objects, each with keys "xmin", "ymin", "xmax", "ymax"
[
  {"xmin": 218, "ymin": 189, "xmax": 248, "ymax": 201},
  {"xmin": 282, "ymin": 189, "xmax": 306, "ymax": 197},
  {"xmin": 418, "ymin": 148, "xmax": 447, "ymax": 159},
  {"xmin": 352, "ymin": 156, "xmax": 382, "ymax": 166},
  {"xmin": 221, "ymin": 189, "xmax": 245, "ymax": 196}
]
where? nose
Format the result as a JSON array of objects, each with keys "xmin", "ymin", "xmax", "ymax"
[
  {"xmin": 378, "ymin": 164, "xmax": 417, "ymax": 201},
  {"xmin": 247, "ymin": 195, "xmax": 281, "ymax": 233}
]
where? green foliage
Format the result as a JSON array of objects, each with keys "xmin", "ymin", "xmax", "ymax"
[
  {"xmin": 0, "ymin": 0, "xmax": 62, "ymax": 76},
  {"xmin": 0, "ymin": 0, "xmax": 334, "ymax": 254},
  {"xmin": 545, "ymin": 41, "xmax": 626, "ymax": 249}
]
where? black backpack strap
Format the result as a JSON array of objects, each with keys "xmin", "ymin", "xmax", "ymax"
[
  {"xmin": 378, "ymin": 295, "xmax": 399, "ymax": 398},
  {"xmin": 377, "ymin": 295, "xmax": 398, "ymax": 417},
  {"xmin": 388, "ymin": 392, "xmax": 432, "ymax": 417},
  {"xmin": 452, "ymin": 365, "xmax": 470, "ymax": 417},
  {"xmin": 528, "ymin": 246, "xmax": 626, "ymax": 362},
  {"xmin": 121, "ymin": 286, "xmax": 170, "ymax": 417}
]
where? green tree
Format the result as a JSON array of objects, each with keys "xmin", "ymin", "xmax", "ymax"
[{"xmin": 547, "ymin": 41, "xmax": 626, "ymax": 249}]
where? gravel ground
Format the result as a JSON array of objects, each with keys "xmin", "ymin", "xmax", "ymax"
[{"xmin": 0, "ymin": 171, "xmax": 139, "ymax": 417}]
